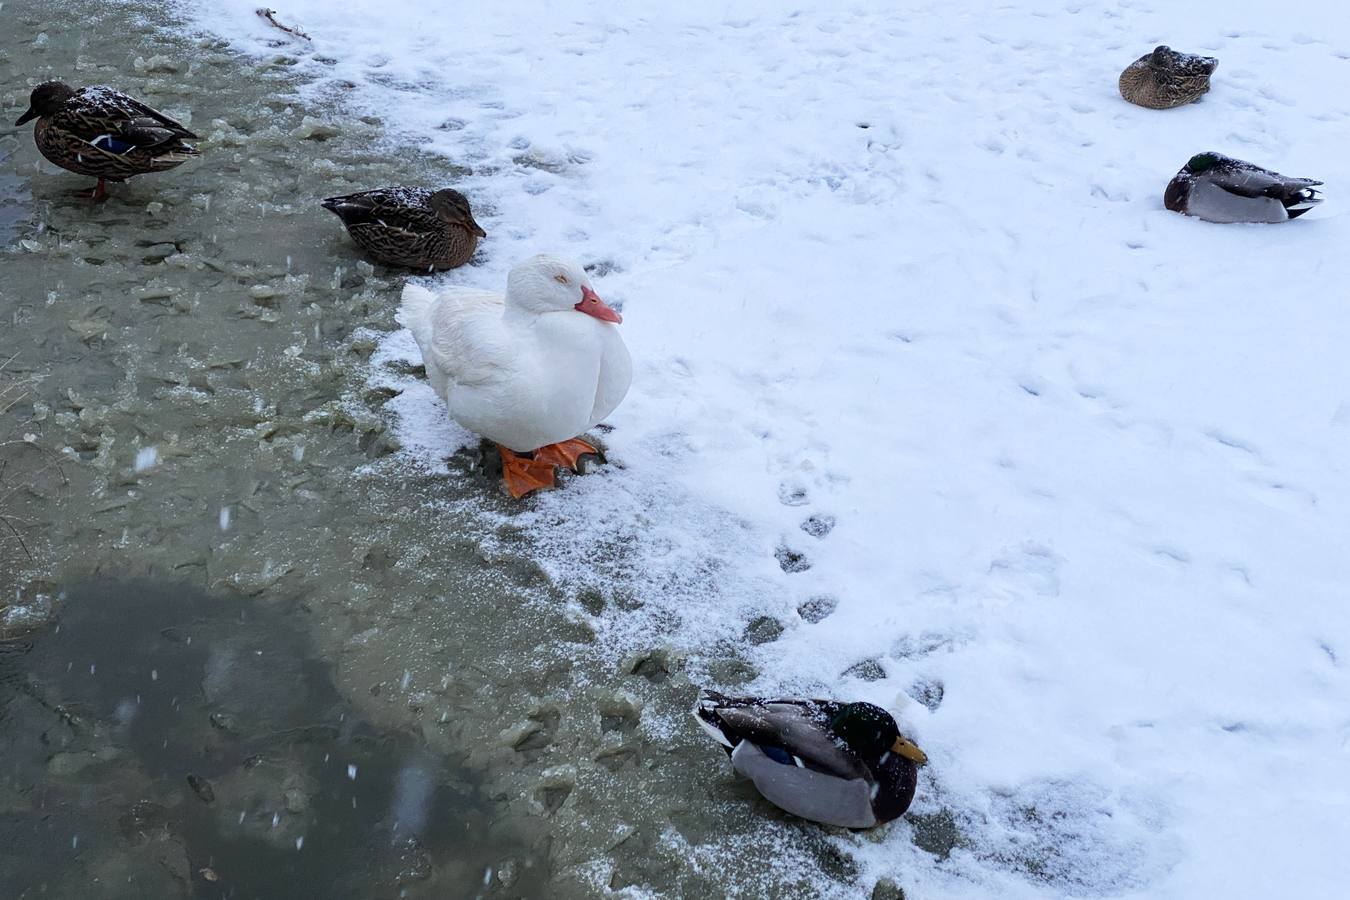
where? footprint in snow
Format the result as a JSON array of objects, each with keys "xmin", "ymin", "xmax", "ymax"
[
  {"xmin": 744, "ymin": 616, "xmax": 785, "ymax": 645},
  {"xmin": 908, "ymin": 677, "xmax": 944, "ymax": 711},
  {"xmin": 798, "ymin": 595, "xmax": 838, "ymax": 623},
  {"xmin": 842, "ymin": 658, "xmax": 887, "ymax": 682},
  {"xmin": 1223, "ymin": 565, "xmax": 1252, "ymax": 589},
  {"xmin": 981, "ymin": 544, "xmax": 1063, "ymax": 603},
  {"xmin": 775, "ymin": 546, "xmax": 811, "ymax": 573},
  {"xmin": 801, "ymin": 514, "xmax": 835, "ymax": 538},
  {"xmin": 1152, "ymin": 545, "xmax": 1191, "ymax": 566},
  {"xmin": 1251, "ymin": 479, "xmax": 1317, "ymax": 512}
]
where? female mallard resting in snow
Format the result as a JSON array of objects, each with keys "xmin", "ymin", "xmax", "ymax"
[
  {"xmin": 14, "ymin": 81, "xmax": 199, "ymax": 201},
  {"xmin": 322, "ymin": 187, "xmax": 485, "ymax": 270},
  {"xmin": 1165, "ymin": 153, "xmax": 1324, "ymax": 223},
  {"xmin": 694, "ymin": 691, "xmax": 927, "ymax": 828},
  {"xmin": 1119, "ymin": 46, "xmax": 1217, "ymax": 109},
  {"xmin": 398, "ymin": 255, "xmax": 631, "ymax": 498}
]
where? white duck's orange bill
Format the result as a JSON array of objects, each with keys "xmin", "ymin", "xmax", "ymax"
[{"xmin": 575, "ymin": 285, "xmax": 621, "ymax": 324}]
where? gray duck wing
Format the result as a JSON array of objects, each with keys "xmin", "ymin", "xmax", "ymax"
[
  {"xmin": 730, "ymin": 740, "xmax": 876, "ymax": 828},
  {"xmin": 113, "ymin": 116, "xmax": 195, "ymax": 151},
  {"xmin": 706, "ymin": 698, "xmax": 870, "ymax": 781},
  {"xmin": 1214, "ymin": 165, "xmax": 1320, "ymax": 200},
  {"xmin": 1187, "ymin": 179, "xmax": 1288, "ymax": 223}
]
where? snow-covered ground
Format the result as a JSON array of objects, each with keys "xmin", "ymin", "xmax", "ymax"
[{"xmin": 174, "ymin": 1, "xmax": 1350, "ymax": 896}]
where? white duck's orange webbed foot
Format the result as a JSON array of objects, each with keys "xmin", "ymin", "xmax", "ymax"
[
  {"xmin": 533, "ymin": 438, "xmax": 602, "ymax": 473},
  {"xmin": 497, "ymin": 444, "xmax": 557, "ymax": 499}
]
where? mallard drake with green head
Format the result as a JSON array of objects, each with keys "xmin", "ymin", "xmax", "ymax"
[
  {"xmin": 1119, "ymin": 46, "xmax": 1218, "ymax": 109},
  {"xmin": 321, "ymin": 186, "xmax": 486, "ymax": 271},
  {"xmin": 694, "ymin": 690, "xmax": 927, "ymax": 829},
  {"xmin": 14, "ymin": 81, "xmax": 199, "ymax": 201},
  {"xmin": 1165, "ymin": 152, "xmax": 1324, "ymax": 223}
]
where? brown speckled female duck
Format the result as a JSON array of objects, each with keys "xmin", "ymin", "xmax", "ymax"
[
  {"xmin": 14, "ymin": 81, "xmax": 199, "ymax": 201},
  {"xmin": 1119, "ymin": 46, "xmax": 1218, "ymax": 109},
  {"xmin": 321, "ymin": 186, "xmax": 486, "ymax": 271}
]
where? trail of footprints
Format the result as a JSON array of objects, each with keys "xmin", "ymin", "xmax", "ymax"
[{"xmin": 761, "ymin": 480, "xmax": 946, "ymax": 711}]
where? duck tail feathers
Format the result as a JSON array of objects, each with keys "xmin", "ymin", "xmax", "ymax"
[
  {"xmin": 150, "ymin": 148, "xmax": 198, "ymax": 167},
  {"xmin": 1286, "ymin": 186, "xmax": 1323, "ymax": 214},
  {"xmin": 693, "ymin": 690, "xmax": 736, "ymax": 749},
  {"xmin": 321, "ymin": 195, "xmax": 367, "ymax": 221},
  {"xmin": 398, "ymin": 283, "xmax": 439, "ymax": 344}
]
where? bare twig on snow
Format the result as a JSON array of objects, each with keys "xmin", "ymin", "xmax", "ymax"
[{"xmin": 256, "ymin": 7, "xmax": 312, "ymax": 41}]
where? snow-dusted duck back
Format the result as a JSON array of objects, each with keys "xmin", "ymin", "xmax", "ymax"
[
  {"xmin": 322, "ymin": 186, "xmax": 485, "ymax": 270},
  {"xmin": 1119, "ymin": 46, "xmax": 1217, "ymax": 109}
]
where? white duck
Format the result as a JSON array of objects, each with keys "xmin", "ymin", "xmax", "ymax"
[{"xmin": 398, "ymin": 255, "xmax": 632, "ymax": 498}]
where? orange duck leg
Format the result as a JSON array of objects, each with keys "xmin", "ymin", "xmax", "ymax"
[
  {"xmin": 533, "ymin": 438, "xmax": 602, "ymax": 472},
  {"xmin": 70, "ymin": 177, "xmax": 108, "ymax": 202},
  {"xmin": 496, "ymin": 444, "xmax": 558, "ymax": 499}
]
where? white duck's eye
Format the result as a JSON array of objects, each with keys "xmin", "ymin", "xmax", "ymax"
[{"xmin": 554, "ymin": 274, "xmax": 569, "ymax": 285}]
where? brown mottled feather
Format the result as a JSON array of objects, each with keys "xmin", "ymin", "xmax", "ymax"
[
  {"xmin": 321, "ymin": 186, "xmax": 484, "ymax": 271},
  {"xmin": 1120, "ymin": 46, "xmax": 1217, "ymax": 110}
]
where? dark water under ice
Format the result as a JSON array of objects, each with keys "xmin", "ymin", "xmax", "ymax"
[{"xmin": 0, "ymin": 580, "xmax": 545, "ymax": 899}]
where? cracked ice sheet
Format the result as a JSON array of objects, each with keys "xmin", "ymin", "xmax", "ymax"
[{"xmin": 174, "ymin": 0, "xmax": 1350, "ymax": 896}]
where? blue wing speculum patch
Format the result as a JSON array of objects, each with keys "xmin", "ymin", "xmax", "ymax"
[
  {"xmin": 758, "ymin": 744, "xmax": 796, "ymax": 766},
  {"xmin": 90, "ymin": 134, "xmax": 135, "ymax": 155}
]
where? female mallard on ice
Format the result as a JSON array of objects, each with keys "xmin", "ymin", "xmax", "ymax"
[
  {"xmin": 321, "ymin": 186, "xmax": 486, "ymax": 271},
  {"xmin": 1119, "ymin": 46, "xmax": 1218, "ymax": 109},
  {"xmin": 1165, "ymin": 152, "xmax": 1324, "ymax": 223},
  {"xmin": 694, "ymin": 691, "xmax": 927, "ymax": 829},
  {"xmin": 14, "ymin": 81, "xmax": 199, "ymax": 201}
]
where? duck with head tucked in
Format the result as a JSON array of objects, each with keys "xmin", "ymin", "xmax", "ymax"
[
  {"xmin": 694, "ymin": 690, "xmax": 928, "ymax": 829},
  {"xmin": 14, "ymin": 81, "xmax": 199, "ymax": 201},
  {"xmin": 1119, "ymin": 46, "xmax": 1218, "ymax": 109},
  {"xmin": 322, "ymin": 186, "xmax": 485, "ymax": 271},
  {"xmin": 1165, "ymin": 152, "xmax": 1324, "ymax": 223},
  {"xmin": 398, "ymin": 254, "xmax": 631, "ymax": 498}
]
